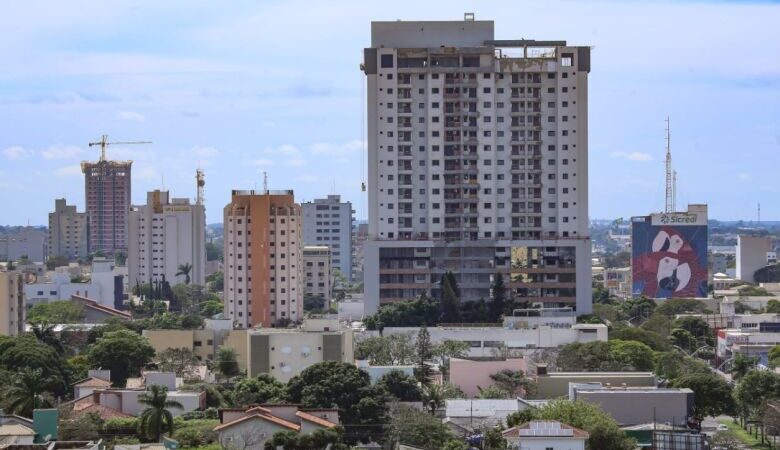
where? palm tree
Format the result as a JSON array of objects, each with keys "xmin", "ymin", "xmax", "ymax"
[
  {"xmin": 176, "ymin": 263, "xmax": 193, "ymax": 285},
  {"xmin": 29, "ymin": 322, "xmax": 64, "ymax": 354},
  {"xmin": 138, "ymin": 385, "xmax": 183, "ymax": 442},
  {"xmin": 422, "ymin": 383, "xmax": 462, "ymax": 415},
  {"xmin": 6, "ymin": 368, "xmax": 54, "ymax": 417}
]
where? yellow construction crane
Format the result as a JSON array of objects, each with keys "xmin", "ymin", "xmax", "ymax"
[{"xmin": 89, "ymin": 134, "xmax": 151, "ymax": 161}]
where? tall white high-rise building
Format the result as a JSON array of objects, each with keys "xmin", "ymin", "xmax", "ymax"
[
  {"xmin": 48, "ymin": 198, "xmax": 89, "ymax": 260},
  {"xmin": 127, "ymin": 190, "xmax": 206, "ymax": 287},
  {"xmin": 301, "ymin": 195, "xmax": 354, "ymax": 281},
  {"xmin": 0, "ymin": 270, "xmax": 24, "ymax": 336},
  {"xmin": 361, "ymin": 17, "xmax": 592, "ymax": 314}
]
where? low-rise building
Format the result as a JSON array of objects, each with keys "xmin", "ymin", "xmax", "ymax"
[
  {"xmin": 449, "ymin": 358, "xmax": 526, "ymax": 398},
  {"xmin": 356, "ymin": 360, "xmax": 414, "ymax": 383},
  {"xmin": 143, "ymin": 319, "xmax": 247, "ymax": 371},
  {"xmin": 502, "ymin": 420, "xmax": 588, "ymax": 450},
  {"xmin": 247, "ymin": 319, "xmax": 354, "ymax": 382},
  {"xmin": 445, "ymin": 399, "xmax": 537, "ymax": 430},
  {"xmin": 716, "ymin": 327, "xmax": 780, "ymax": 366},
  {"xmin": 532, "ymin": 368, "xmax": 656, "ymax": 399},
  {"xmin": 303, "ymin": 246, "xmax": 331, "ymax": 310},
  {"xmin": 24, "ymin": 258, "xmax": 123, "ymax": 310},
  {"xmin": 0, "ymin": 270, "xmax": 25, "ymax": 336},
  {"xmin": 604, "ymin": 267, "xmax": 631, "ymax": 299},
  {"xmin": 214, "ymin": 405, "xmax": 339, "ymax": 450},
  {"xmin": 570, "ymin": 384, "xmax": 693, "ymax": 426}
]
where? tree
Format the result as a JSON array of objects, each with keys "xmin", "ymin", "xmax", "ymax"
[
  {"xmin": 769, "ymin": 344, "xmax": 780, "ymax": 368},
  {"xmin": 432, "ymin": 339, "xmax": 469, "ymax": 380},
  {"xmin": 58, "ymin": 412, "xmax": 103, "ymax": 441},
  {"xmin": 233, "ymin": 374, "xmax": 286, "ymax": 407},
  {"xmin": 477, "ymin": 385, "xmax": 511, "ymax": 399},
  {"xmin": 46, "ymin": 255, "xmax": 70, "ymax": 271},
  {"xmin": 262, "ymin": 428, "xmax": 348, "ymax": 450},
  {"xmin": 206, "ymin": 271, "xmax": 224, "ymax": 291},
  {"xmin": 483, "ymin": 427, "xmax": 507, "ymax": 450},
  {"xmin": 28, "ymin": 322, "xmax": 65, "ymax": 354},
  {"xmin": 731, "ymin": 353, "xmax": 759, "ymax": 380},
  {"xmin": 215, "ymin": 347, "xmax": 241, "ymax": 381},
  {"xmin": 654, "ymin": 298, "xmax": 708, "ymax": 316},
  {"xmin": 389, "ymin": 404, "xmax": 457, "ymax": 450},
  {"xmin": 206, "ymin": 241, "xmax": 222, "ymax": 262},
  {"xmin": 653, "ymin": 352, "xmax": 711, "ymax": 381},
  {"xmin": 671, "ymin": 373, "xmax": 733, "ymax": 418},
  {"xmin": 440, "ymin": 272, "xmax": 461, "ymax": 323},
  {"xmin": 286, "ymin": 361, "xmax": 388, "ymax": 444},
  {"xmin": 87, "ymin": 329, "xmax": 155, "ymax": 386},
  {"xmin": 508, "ymin": 399, "xmax": 635, "ymax": 450},
  {"xmin": 363, "ymin": 292, "xmax": 440, "ymax": 330},
  {"xmin": 489, "ymin": 273, "xmax": 507, "ymax": 321},
  {"xmin": 415, "ymin": 327, "xmax": 433, "ymax": 384},
  {"xmin": 489, "ymin": 369, "xmax": 536, "ymax": 398},
  {"xmin": 0, "ymin": 335, "xmax": 70, "ymax": 396},
  {"xmin": 734, "ymin": 370, "xmax": 780, "ymax": 426},
  {"xmin": 376, "ymin": 370, "xmax": 422, "ymax": 402},
  {"xmin": 5, "ymin": 368, "xmax": 54, "ymax": 417},
  {"xmin": 557, "ymin": 340, "xmax": 654, "ymax": 372},
  {"xmin": 27, "ymin": 301, "xmax": 85, "ymax": 323},
  {"xmin": 669, "ymin": 328, "xmax": 698, "ymax": 353},
  {"xmin": 422, "ymin": 383, "xmax": 463, "ymax": 415},
  {"xmin": 157, "ymin": 348, "xmax": 199, "ymax": 379},
  {"xmin": 138, "ymin": 385, "xmax": 183, "ymax": 442},
  {"xmin": 767, "ymin": 299, "xmax": 780, "ymax": 314},
  {"xmin": 609, "ymin": 327, "xmax": 670, "ymax": 351},
  {"xmin": 176, "ymin": 263, "xmax": 193, "ymax": 285},
  {"xmin": 354, "ymin": 334, "xmax": 415, "ymax": 365},
  {"xmin": 708, "ymin": 431, "xmax": 741, "ymax": 450}
]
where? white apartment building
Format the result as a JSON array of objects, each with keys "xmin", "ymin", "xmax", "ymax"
[
  {"xmin": 301, "ymin": 195, "xmax": 354, "ymax": 281},
  {"xmin": 361, "ymin": 17, "xmax": 591, "ymax": 314},
  {"xmin": 224, "ymin": 190, "xmax": 304, "ymax": 328},
  {"xmin": 736, "ymin": 235, "xmax": 773, "ymax": 283},
  {"xmin": 0, "ymin": 227, "xmax": 47, "ymax": 263},
  {"xmin": 48, "ymin": 198, "xmax": 89, "ymax": 260},
  {"xmin": 24, "ymin": 257, "xmax": 121, "ymax": 309},
  {"xmin": 128, "ymin": 190, "xmax": 206, "ymax": 287},
  {"xmin": 303, "ymin": 246, "xmax": 332, "ymax": 309},
  {"xmin": 0, "ymin": 271, "xmax": 24, "ymax": 336}
]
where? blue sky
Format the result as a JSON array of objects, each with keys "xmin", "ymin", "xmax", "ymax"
[{"xmin": 1, "ymin": 0, "xmax": 779, "ymax": 225}]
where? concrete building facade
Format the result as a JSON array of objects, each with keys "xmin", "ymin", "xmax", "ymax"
[
  {"xmin": 0, "ymin": 227, "xmax": 47, "ymax": 262},
  {"xmin": 303, "ymin": 246, "xmax": 331, "ymax": 310},
  {"xmin": 82, "ymin": 158, "xmax": 132, "ymax": 256},
  {"xmin": 128, "ymin": 190, "xmax": 206, "ymax": 287},
  {"xmin": 736, "ymin": 235, "xmax": 773, "ymax": 283},
  {"xmin": 361, "ymin": 18, "xmax": 591, "ymax": 314},
  {"xmin": 247, "ymin": 319, "xmax": 354, "ymax": 382},
  {"xmin": 224, "ymin": 190, "xmax": 304, "ymax": 328},
  {"xmin": 0, "ymin": 271, "xmax": 25, "ymax": 336},
  {"xmin": 48, "ymin": 199, "xmax": 89, "ymax": 260},
  {"xmin": 301, "ymin": 195, "xmax": 354, "ymax": 281},
  {"xmin": 24, "ymin": 258, "xmax": 122, "ymax": 309}
]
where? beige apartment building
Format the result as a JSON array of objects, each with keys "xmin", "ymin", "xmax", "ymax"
[
  {"xmin": 48, "ymin": 198, "xmax": 89, "ymax": 260},
  {"xmin": 224, "ymin": 190, "xmax": 304, "ymax": 328},
  {"xmin": 303, "ymin": 246, "xmax": 331, "ymax": 309},
  {"xmin": 0, "ymin": 271, "xmax": 25, "ymax": 336},
  {"xmin": 247, "ymin": 319, "xmax": 354, "ymax": 382},
  {"xmin": 143, "ymin": 326, "xmax": 249, "ymax": 372}
]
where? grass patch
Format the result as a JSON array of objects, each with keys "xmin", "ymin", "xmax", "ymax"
[{"xmin": 718, "ymin": 419, "xmax": 774, "ymax": 449}]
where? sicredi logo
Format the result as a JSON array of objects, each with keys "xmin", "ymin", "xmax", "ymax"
[{"xmin": 651, "ymin": 213, "xmax": 704, "ymax": 226}]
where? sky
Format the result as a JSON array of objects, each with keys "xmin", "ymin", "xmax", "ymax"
[{"xmin": 1, "ymin": 0, "xmax": 779, "ymax": 225}]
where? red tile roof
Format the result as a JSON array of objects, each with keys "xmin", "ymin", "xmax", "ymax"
[
  {"xmin": 295, "ymin": 411, "xmax": 337, "ymax": 429},
  {"xmin": 71, "ymin": 295, "xmax": 131, "ymax": 319},
  {"xmin": 214, "ymin": 412, "xmax": 300, "ymax": 432},
  {"xmin": 73, "ymin": 377, "xmax": 112, "ymax": 388}
]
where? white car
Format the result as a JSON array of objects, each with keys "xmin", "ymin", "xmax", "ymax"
[{"xmin": 716, "ymin": 424, "xmax": 729, "ymax": 431}]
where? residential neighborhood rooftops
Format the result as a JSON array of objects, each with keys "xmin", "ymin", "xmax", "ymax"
[
  {"xmin": 502, "ymin": 421, "xmax": 589, "ymax": 439},
  {"xmin": 0, "ymin": 424, "xmax": 36, "ymax": 436}
]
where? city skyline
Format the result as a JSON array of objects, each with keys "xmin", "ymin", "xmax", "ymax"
[{"xmin": 1, "ymin": 0, "xmax": 779, "ymax": 225}]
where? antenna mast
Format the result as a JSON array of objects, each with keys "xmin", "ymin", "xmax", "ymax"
[
  {"xmin": 263, "ymin": 171, "xmax": 268, "ymax": 193},
  {"xmin": 672, "ymin": 170, "xmax": 677, "ymax": 212},
  {"xmin": 664, "ymin": 117, "xmax": 673, "ymax": 213}
]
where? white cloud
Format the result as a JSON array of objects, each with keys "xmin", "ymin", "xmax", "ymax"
[
  {"xmin": 252, "ymin": 158, "xmax": 274, "ymax": 167},
  {"xmin": 117, "ymin": 111, "xmax": 146, "ymax": 122},
  {"xmin": 191, "ymin": 146, "xmax": 219, "ymax": 158},
  {"xmin": 611, "ymin": 151, "xmax": 653, "ymax": 162},
  {"xmin": 263, "ymin": 144, "xmax": 306, "ymax": 166},
  {"xmin": 296, "ymin": 174, "xmax": 319, "ymax": 183},
  {"xmin": 55, "ymin": 164, "xmax": 82, "ymax": 177},
  {"xmin": 286, "ymin": 156, "xmax": 306, "ymax": 167},
  {"xmin": 40, "ymin": 144, "xmax": 84, "ymax": 160},
  {"xmin": 3, "ymin": 145, "xmax": 31, "ymax": 159},
  {"xmin": 309, "ymin": 139, "xmax": 364, "ymax": 156},
  {"xmin": 737, "ymin": 172, "xmax": 752, "ymax": 181}
]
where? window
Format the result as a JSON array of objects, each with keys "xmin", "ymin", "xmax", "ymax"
[{"xmin": 380, "ymin": 54, "xmax": 394, "ymax": 68}]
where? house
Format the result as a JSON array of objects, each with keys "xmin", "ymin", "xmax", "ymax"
[
  {"xmin": 444, "ymin": 399, "xmax": 533, "ymax": 430},
  {"xmin": 64, "ymin": 371, "xmax": 204, "ymax": 419},
  {"xmin": 355, "ymin": 360, "xmax": 414, "ymax": 383},
  {"xmin": 24, "ymin": 258, "xmax": 123, "ymax": 310},
  {"xmin": 502, "ymin": 420, "xmax": 588, "ymax": 450},
  {"xmin": 0, "ymin": 423, "xmax": 36, "ymax": 446},
  {"xmin": 72, "ymin": 370, "xmax": 112, "ymax": 399},
  {"xmin": 214, "ymin": 405, "xmax": 339, "ymax": 450},
  {"xmin": 70, "ymin": 296, "xmax": 131, "ymax": 322}
]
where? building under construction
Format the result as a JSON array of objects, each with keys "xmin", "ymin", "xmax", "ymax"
[{"xmin": 81, "ymin": 158, "xmax": 132, "ymax": 257}]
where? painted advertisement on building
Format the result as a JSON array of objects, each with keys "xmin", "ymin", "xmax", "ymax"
[{"xmin": 632, "ymin": 211, "xmax": 708, "ymax": 298}]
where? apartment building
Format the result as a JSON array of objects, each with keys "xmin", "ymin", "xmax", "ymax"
[
  {"xmin": 48, "ymin": 199, "xmax": 89, "ymax": 260},
  {"xmin": 25, "ymin": 257, "xmax": 122, "ymax": 309},
  {"xmin": 301, "ymin": 195, "xmax": 354, "ymax": 281},
  {"xmin": 361, "ymin": 17, "xmax": 591, "ymax": 313},
  {"xmin": 303, "ymin": 246, "xmax": 332, "ymax": 309},
  {"xmin": 224, "ymin": 190, "xmax": 304, "ymax": 328},
  {"xmin": 736, "ymin": 235, "xmax": 773, "ymax": 283},
  {"xmin": 0, "ymin": 227, "xmax": 47, "ymax": 262},
  {"xmin": 128, "ymin": 190, "xmax": 206, "ymax": 287},
  {"xmin": 0, "ymin": 271, "xmax": 24, "ymax": 336},
  {"xmin": 81, "ymin": 156, "xmax": 132, "ymax": 256},
  {"xmin": 246, "ymin": 319, "xmax": 354, "ymax": 382}
]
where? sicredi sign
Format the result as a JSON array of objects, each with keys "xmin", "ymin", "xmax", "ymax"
[{"xmin": 650, "ymin": 212, "xmax": 706, "ymax": 226}]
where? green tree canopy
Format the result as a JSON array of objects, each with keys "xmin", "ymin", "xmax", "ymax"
[
  {"xmin": 354, "ymin": 334, "xmax": 415, "ymax": 365},
  {"xmin": 215, "ymin": 347, "xmax": 241, "ymax": 381},
  {"xmin": 0, "ymin": 335, "xmax": 70, "ymax": 395},
  {"xmin": 557, "ymin": 340, "xmax": 655, "ymax": 372},
  {"xmin": 388, "ymin": 404, "xmax": 459, "ymax": 450},
  {"xmin": 233, "ymin": 374, "xmax": 287, "ymax": 407},
  {"xmin": 671, "ymin": 373, "xmax": 734, "ymax": 418},
  {"xmin": 376, "ymin": 370, "xmax": 422, "ymax": 402},
  {"xmin": 27, "ymin": 301, "xmax": 85, "ymax": 324},
  {"xmin": 138, "ymin": 385, "xmax": 183, "ymax": 442},
  {"xmin": 156, "ymin": 348, "xmax": 199, "ymax": 379},
  {"xmin": 653, "ymin": 352, "xmax": 711, "ymax": 381},
  {"xmin": 734, "ymin": 370, "xmax": 780, "ymax": 424},
  {"xmin": 363, "ymin": 292, "xmax": 440, "ymax": 330},
  {"xmin": 87, "ymin": 329, "xmax": 155, "ymax": 386},
  {"xmin": 609, "ymin": 327, "xmax": 670, "ymax": 351}
]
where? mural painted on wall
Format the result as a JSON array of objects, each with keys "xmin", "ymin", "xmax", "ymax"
[{"xmin": 632, "ymin": 213, "xmax": 708, "ymax": 298}]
